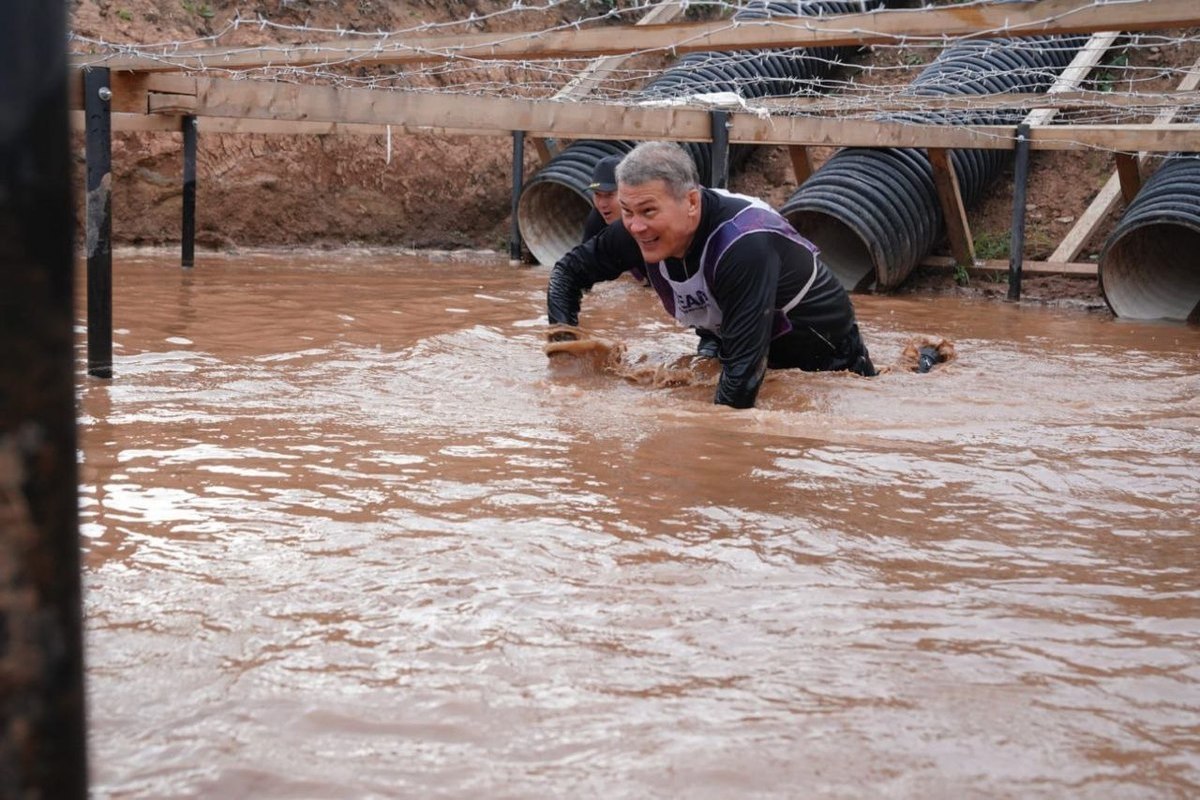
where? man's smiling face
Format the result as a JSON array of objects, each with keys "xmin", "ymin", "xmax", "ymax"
[{"xmin": 618, "ymin": 179, "xmax": 701, "ymax": 263}]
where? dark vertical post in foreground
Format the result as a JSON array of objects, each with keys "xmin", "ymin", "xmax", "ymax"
[
  {"xmin": 84, "ymin": 67, "xmax": 113, "ymax": 377},
  {"xmin": 710, "ymin": 110, "xmax": 730, "ymax": 190},
  {"xmin": 1007, "ymin": 123, "xmax": 1032, "ymax": 301},
  {"xmin": 182, "ymin": 115, "xmax": 198, "ymax": 268},
  {"xmin": 509, "ymin": 130, "xmax": 525, "ymax": 263},
  {"xmin": 0, "ymin": 2, "xmax": 90, "ymax": 797}
]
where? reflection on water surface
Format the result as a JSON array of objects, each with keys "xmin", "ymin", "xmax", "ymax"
[{"xmin": 78, "ymin": 252, "xmax": 1200, "ymax": 798}]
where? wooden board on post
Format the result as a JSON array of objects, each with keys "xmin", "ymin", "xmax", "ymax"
[
  {"xmin": 788, "ymin": 145, "xmax": 814, "ymax": 187},
  {"xmin": 1114, "ymin": 152, "xmax": 1142, "ymax": 204},
  {"xmin": 927, "ymin": 148, "xmax": 975, "ymax": 267}
]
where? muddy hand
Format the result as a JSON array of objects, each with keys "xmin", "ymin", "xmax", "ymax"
[
  {"xmin": 544, "ymin": 324, "xmax": 589, "ymax": 358},
  {"xmin": 546, "ymin": 324, "xmax": 582, "ymax": 344}
]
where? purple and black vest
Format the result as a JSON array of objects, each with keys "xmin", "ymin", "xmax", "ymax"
[{"xmin": 644, "ymin": 200, "xmax": 821, "ymax": 340}]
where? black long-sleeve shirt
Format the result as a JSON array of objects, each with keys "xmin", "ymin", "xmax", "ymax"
[
  {"xmin": 581, "ymin": 207, "xmax": 606, "ymax": 241},
  {"xmin": 548, "ymin": 189, "xmax": 861, "ymax": 407}
]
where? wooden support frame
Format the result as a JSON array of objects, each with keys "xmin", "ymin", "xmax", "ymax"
[
  {"xmin": 1022, "ymin": 31, "xmax": 1120, "ymax": 128},
  {"xmin": 1049, "ymin": 57, "xmax": 1200, "ymax": 263},
  {"xmin": 788, "ymin": 146, "xmax": 814, "ymax": 187},
  {"xmin": 70, "ymin": 0, "xmax": 1200, "ymax": 72},
  {"xmin": 79, "ymin": 74, "xmax": 1200, "ymax": 152},
  {"xmin": 920, "ymin": 255, "xmax": 1096, "ymax": 278},
  {"xmin": 68, "ymin": 110, "xmax": 502, "ymax": 137},
  {"xmin": 927, "ymin": 148, "xmax": 975, "ymax": 267},
  {"xmin": 529, "ymin": 0, "xmax": 684, "ymax": 164},
  {"xmin": 67, "ymin": 105, "xmax": 1200, "ymax": 153},
  {"xmin": 761, "ymin": 89, "xmax": 1200, "ymax": 116},
  {"xmin": 1114, "ymin": 153, "xmax": 1142, "ymax": 203}
]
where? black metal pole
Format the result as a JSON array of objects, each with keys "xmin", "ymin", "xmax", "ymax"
[
  {"xmin": 509, "ymin": 130, "xmax": 525, "ymax": 263},
  {"xmin": 182, "ymin": 115, "xmax": 197, "ymax": 268},
  {"xmin": 84, "ymin": 67, "xmax": 113, "ymax": 377},
  {"xmin": 710, "ymin": 110, "xmax": 730, "ymax": 190},
  {"xmin": 1007, "ymin": 123, "xmax": 1032, "ymax": 301},
  {"xmin": 0, "ymin": 2, "xmax": 90, "ymax": 797}
]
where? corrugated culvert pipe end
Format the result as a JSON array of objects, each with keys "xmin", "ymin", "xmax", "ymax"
[
  {"xmin": 517, "ymin": 140, "xmax": 634, "ymax": 267},
  {"xmin": 516, "ymin": 170, "xmax": 595, "ymax": 268},
  {"xmin": 786, "ymin": 207, "xmax": 879, "ymax": 291},
  {"xmin": 1099, "ymin": 155, "xmax": 1200, "ymax": 322}
]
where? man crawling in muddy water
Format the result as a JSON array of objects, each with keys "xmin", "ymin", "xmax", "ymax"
[
  {"xmin": 546, "ymin": 140, "xmax": 876, "ymax": 409},
  {"xmin": 581, "ymin": 154, "xmax": 721, "ymax": 360}
]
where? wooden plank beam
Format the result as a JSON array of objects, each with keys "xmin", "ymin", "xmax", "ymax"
[
  {"xmin": 69, "ymin": 0, "xmax": 1200, "ymax": 72},
  {"xmin": 68, "ymin": 74, "xmax": 1200, "ymax": 152},
  {"xmin": 178, "ymin": 74, "xmax": 1200, "ymax": 151},
  {"xmin": 927, "ymin": 148, "xmax": 975, "ymax": 267},
  {"xmin": 1049, "ymin": 57, "xmax": 1200, "ymax": 262},
  {"xmin": 759, "ymin": 89, "xmax": 1200, "ymax": 115},
  {"xmin": 731, "ymin": 116, "xmax": 1200, "ymax": 152},
  {"xmin": 81, "ymin": 70, "xmax": 1200, "ymax": 117},
  {"xmin": 68, "ymin": 71, "xmax": 198, "ymax": 113},
  {"xmin": 148, "ymin": 92, "xmax": 198, "ymax": 115},
  {"xmin": 921, "ymin": 255, "xmax": 1097, "ymax": 277},
  {"xmin": 68, "ymin": 110, "xmax": 499, "ymax": 136}
]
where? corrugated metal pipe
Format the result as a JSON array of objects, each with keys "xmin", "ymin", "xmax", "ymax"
[
  {"xmin": 517, "ymin": 0, "xmax": 895, "ymax": 267},
  {"xmin": 1099, "ymin": 154, "xmax": 1200, "ymax": 321},
  {"xmin": 779, "ymin": 35, "xmax": 1088, "ymax": 290}
]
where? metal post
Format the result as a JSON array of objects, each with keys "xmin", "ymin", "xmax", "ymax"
[
  {"xmin": 509, "ymin": 130, "xmax": 525, "ymax": 263},
  {"xmin": 1007, "ymin": 123, "xmax": 1032, "ymax": 301},
  {"xmin": 710, "ymin": 110, "xmax": 730, "ymax": 190},
  {"xmin": 0, "ymin": 2, "xmax": 90, "ymax": 796},
  {"xmin": 182, "ymin": 115, "xmax": 197, "ymax": 268},
  {"xmin": 84, "ymin": 67, "xmax": 113, "ymax": 377}
]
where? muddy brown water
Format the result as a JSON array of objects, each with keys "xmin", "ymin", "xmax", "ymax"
[{"xmin": 76, "ymin": 251, "xmax": 1199, "ymax": 799}]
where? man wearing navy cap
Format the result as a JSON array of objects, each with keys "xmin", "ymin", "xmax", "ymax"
[{"xmin": 582, "ymin": 155, "xmax": 622, "ymax": 240}]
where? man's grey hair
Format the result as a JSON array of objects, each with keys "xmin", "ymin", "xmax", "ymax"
[{"xmin": 615, "ymin": 142, "xmax": 699, "ymax": 200}]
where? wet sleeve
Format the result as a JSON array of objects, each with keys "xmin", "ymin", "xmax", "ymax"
[
  {"xmin": 710, "ymin": 236, "xmax": 779, "ymax": 409},
  {"xmin": 581, "ymin": 208, "xmax": 605, "ymax": 241},
  {"xmin": 547, "ymin": 221, "xmax": 642, "ymax": 326}
]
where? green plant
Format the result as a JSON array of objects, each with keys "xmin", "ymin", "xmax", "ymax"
[
  {"xmin": 181, "ymin": 0, "xmax": 214, "ymax": 18},
  {"xmin": 973, "ymin": 230, "xmax": 1009, "ymax": 260},
  {"xmin": 954, "ymin": 264, "xmax": 970, "ymax": 286},
  {"xmin": 116, "ymin": 8, "xmax": 133, "ymax": 21},
  {"xmin": 1093, "ymin": 52, "xmax": 1130, "ymax": 93}
]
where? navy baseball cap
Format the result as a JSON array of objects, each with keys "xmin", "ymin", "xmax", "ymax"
[{"xmin": 588, "ymin": 155, "xmax": 621, "ymax": 192}]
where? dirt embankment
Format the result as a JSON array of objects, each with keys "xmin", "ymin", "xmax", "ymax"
[{"xmin": 70, "ymin": 0, "xmax": 1196, "ymax": 306}]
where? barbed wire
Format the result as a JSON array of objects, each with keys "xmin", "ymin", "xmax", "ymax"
[{"xmin": 68, "ymin": 0, "xmax": 1200, "ymax": 153}]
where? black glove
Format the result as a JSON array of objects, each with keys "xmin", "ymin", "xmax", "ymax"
[{"xmin": 917, "ymin": 345, "xmax": 940, "ymax": 373}]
